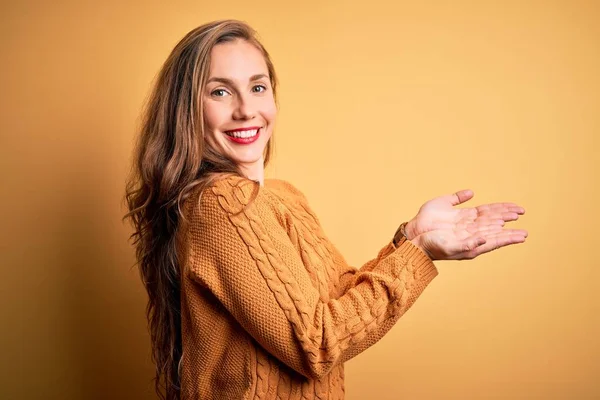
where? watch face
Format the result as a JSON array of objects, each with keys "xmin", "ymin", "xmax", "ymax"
[{"xmin": 393, "ymin": 224, "xmax": 406, "ymax": 247}]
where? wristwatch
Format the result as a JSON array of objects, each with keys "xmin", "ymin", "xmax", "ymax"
[{"xmin": 392, "ymin": 222, "xmax": 408, "ymax": 248}]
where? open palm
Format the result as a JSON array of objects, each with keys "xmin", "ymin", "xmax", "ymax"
[{"xmin": 407, "ymin": 190, "xmax": 528, "ymax": 260}]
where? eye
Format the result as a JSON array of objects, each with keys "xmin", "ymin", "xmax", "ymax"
[
  {"xmin": 211, "ymin": 89, "xmax": 229, "ymax": 97},
  {"xmin": 252, "ymin": 85, "xmax": 267, "ymax": 93}
]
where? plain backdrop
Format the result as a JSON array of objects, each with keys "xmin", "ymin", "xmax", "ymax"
[{"xmin": 1, "ymin": 1, "xmax": 598, "ymax": 399}]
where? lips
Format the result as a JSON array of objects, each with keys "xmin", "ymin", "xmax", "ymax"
[{"xmin": 224, "ymin": 126, "xmax": 261, "ymax": 144}]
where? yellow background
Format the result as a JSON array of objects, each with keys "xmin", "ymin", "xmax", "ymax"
[{"xmin": 1, "ymin": 1, "xmax": 598, "ymax": 399}]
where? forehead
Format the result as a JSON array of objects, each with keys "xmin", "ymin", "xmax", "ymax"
[{"xmin": 208, "ymin": 39, "xmax": 268, "ymax": 79}]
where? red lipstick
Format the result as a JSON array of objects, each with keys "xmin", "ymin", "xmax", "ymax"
[{"xmin": 223, "ymin": 126, "xmax": 261, "ymax": 145}]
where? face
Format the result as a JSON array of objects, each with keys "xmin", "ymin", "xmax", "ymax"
[{"xmin": 203, "ymin": 39, "xmax": 277, "ymax": 172}]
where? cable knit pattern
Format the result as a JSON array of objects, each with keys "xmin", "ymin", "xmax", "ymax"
[{"xmin": 179, "ymin": 175, "xmax": 438, "ymax": 399}]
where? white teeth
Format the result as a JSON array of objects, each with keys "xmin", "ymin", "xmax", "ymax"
[{"xmin": 228, "ymin": 129, "xmax": 258, "ymax": 138}]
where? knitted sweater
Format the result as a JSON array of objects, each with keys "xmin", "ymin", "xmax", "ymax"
[{"xmin": 178, "ymin": 175, "xmax": 438, "ymax": 399}]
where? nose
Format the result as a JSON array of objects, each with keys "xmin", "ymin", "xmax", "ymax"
[{"xmin": 232, "ymin": 93, "xmax": 256, "ymax": 121}]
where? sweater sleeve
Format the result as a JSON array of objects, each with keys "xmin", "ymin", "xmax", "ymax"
[{"xmin": 186, "ymin": 178, "xmax": 438, "ymax": 379}]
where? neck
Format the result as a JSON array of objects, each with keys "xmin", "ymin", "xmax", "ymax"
[{"xmin": 239, "ymin": 158, "xmax": 265, "ymax": 186}]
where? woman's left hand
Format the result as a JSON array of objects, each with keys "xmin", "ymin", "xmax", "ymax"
[{"xmin": 405, "ymin": 190, "xmax": 528, "ymax": 261}]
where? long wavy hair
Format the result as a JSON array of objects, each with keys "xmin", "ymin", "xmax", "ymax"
[{"xmin": 124, "ymin": 20, "xmax": 278, "ymax": 400}]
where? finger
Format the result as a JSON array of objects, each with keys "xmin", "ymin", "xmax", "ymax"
[
  {"xmin": 450, "ymin": 189, "xmax": 474, "ymax": 206},
  {"xmin": 465, "ymin": 224, "xmax": 504, "ymax": 234},
  {"xmin": 457, "ymin": 207, "xmax": 521, "ymax": 225},
  {"xmin": 476, "ymin": 202, "xmax": 525, "ymax": 214},
  {"xmin": 438, "ymin": 218, "xmax": 504, "ymax": 234},
  {"xmin": 475, "ymin": 211, "xmax": 521, "ymax": 222},
  {"xmin": 492, "ymin": 229, "xmax": 528, "ymax": 238},
  {"xmin": 510, "ymin": 206, "xmax": 526, "ymax": 215},
  {"xmin": 474, "ymin": 204, "xmax": 524, "ymax": 217},
  {"xmin": 465, "ymin": 216, "xmax": 505, "ymax": 228},
  {"xmin": 445, "ymin": 234, "xmax": 487, "ymax": 256},
  {"xmin": 459, "ymin": 218, "xmax": 507, "ymax": 229},
  {"xmin": 457, "ymin": 226, "xmax": 527, "ymax": 240},
  {"xmin": 471, "ymin": 232, "xmax": 527, "ymax": 255},
  {"xmin": 449, "ymin": 231, "xmax": 527, "ymax": 260}
]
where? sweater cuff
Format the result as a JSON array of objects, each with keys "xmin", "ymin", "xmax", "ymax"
[
  {"xmin": 378, "ymin": 241, "xmax": 397, "ymax": 259},
  {"xmin": 392, "ymin": 239, "xmax": 438, "ymax": 283}
]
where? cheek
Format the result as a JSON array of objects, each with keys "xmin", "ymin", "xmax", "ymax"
[
  {"xmin": 263, "ymin": 99, "xmax": 278, "ymax": 125},
  {"xmin": 203, "ymin": 104, "xmax": 227, "ymax": 150},
  {"xmin": 203, "ymin": 101, "xmax": 228, "ymax": 132}
]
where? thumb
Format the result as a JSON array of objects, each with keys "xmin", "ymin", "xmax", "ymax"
[
  {"xmin": 462, "ymin": 235, "xmax": 486, "ymax": 252},
  {"xmin": 446, "ymin": 235, "xmax": 486, "ymax": 260},
  {"xmin": 448, "ymin": 189, "xmax": 474, "ymax": 206}
]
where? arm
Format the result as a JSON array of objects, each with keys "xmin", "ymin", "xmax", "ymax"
[{"xmin": 187, "ymin": 179, "xmax": 438, "ymax": 379}]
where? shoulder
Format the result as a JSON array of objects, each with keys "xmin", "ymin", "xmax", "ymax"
[
  {"xmin": 187, "ymin": 174, "xmax": 262, "ymax": 217},
  {"xmin": 189, "ymin": 175, "xmax": 308, "ymax": 219},
  {"xmin": 208, "ymin": 174, "xmax": 261, "ymax": 214},
  {"xmin": 264, "ymin": 178, "xmax": 309, "ymax": 204}
]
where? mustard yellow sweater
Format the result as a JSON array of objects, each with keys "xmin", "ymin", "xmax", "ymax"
[{"xmin": 178, "ymin": 175, "xmax": 438, "ymax": 399}]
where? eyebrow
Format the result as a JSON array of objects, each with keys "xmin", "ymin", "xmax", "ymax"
[{"xmin": 206, "ymin": 74, "xmax": 269, "ymax": 85}]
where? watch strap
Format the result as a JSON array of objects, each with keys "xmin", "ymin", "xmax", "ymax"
[{"xmin": 392, "ymin": 222, "xmax": 408, "ymax": 248}]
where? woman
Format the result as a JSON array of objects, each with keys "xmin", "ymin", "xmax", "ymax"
[{"xmin": 125, "ymin": 19, "xmax": 527, "ymax": 400}]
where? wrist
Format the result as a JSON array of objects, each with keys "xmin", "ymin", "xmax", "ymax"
[{"xmin": 409, "ymin": 235, "xmax": 435, "ymax": 260}]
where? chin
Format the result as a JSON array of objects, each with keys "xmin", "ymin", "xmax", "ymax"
[
  {"xmin": 231, "ymin": 143, "xmax": 268, "ymax": 165},
  {"xmin": 232, "ymin": 153, "xmax": 263, "ymax": 165}
]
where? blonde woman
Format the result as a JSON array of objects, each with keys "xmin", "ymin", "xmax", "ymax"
[{"xmin": 125, "ymin": 20, "xmax": 528, "ymax": 400}]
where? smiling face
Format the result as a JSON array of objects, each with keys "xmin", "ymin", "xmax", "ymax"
[{"xmin": 203, "ymin": 39, "xmax": 277, "ymax": 178}]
